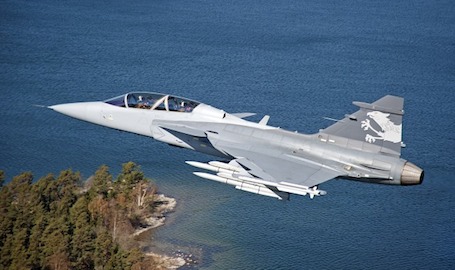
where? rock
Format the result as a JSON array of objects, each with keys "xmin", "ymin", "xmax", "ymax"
[
  {"xmin": 145, "ymin": 252, "xmax": 186, "ymax": 269},
  {"xmin": 132, "ymin": 194, "xmax": 177, "ymax": 236}
]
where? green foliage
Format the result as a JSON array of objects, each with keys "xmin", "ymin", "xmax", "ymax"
[
  {"xmin": 116, "ymin": 162, "xmax": 145, "ymax": 194},
  {"xmin": 91, "ymin": 165, "xmax": 112, "ymax": 198},
  {"xmin": 70, "ymin": 196, "xmax": 95, "ymax": 269},
  {"xmin": 27, "ymin": 213, "xmax": 47, "ymax": 268},
  {"xmin": 0, "ymin": 181, "xmax": 13, "ymax": 251},
  {"xmin": 0, "ymin": 170, "xmax": 4, "ymax": 187},
  {"xmin": 0, "ymin": 162, "xmax": 158, "ymax": 270}
]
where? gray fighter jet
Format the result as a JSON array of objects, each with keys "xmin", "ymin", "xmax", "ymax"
[{"xmin": 49, "ymin": 92, "xmax": 423, "ymax": 200}]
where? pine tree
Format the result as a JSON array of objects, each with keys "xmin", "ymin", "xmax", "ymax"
[
  {"xmin": 70, "ymin": 196, "xmax": 95, "ymax": 269},
  {"xmin": 27, "ymin": 213, "xmax": 47, "ymax": 269},
  {"xmin": 0, "ymin": 163, "xmax": 162, "ymax": 270},
  {"xmin": 27, "ymin": 175, "xmax": 52, "ymax": 268},
  {"xmin": 94, "ymin": 227, "xmax": 115, "ymax": 268},
  {"xmin": 34, "ymin": 174, "xmax": 57, "ymax": 212},
  {"xmin": 8, "ymin": 173, "xmax": 35, "ymax": 268},
  {"xmin": 126, "ymin": 248, "xmax": 145, "ymax": 269},
  {"xmin": 105, "ymin": 247, "xmax": 128, "ymax": 270},
  {"xmin": 0, "ymin": 179, "xmax": 13, "ymax": 253},
  {"xmin": 0, "ymin": 170, "xmax": 4, "ymax": 188},
  {"xmin": 55, "ymin": 170, "xmax": 79, "ymax": 215},
  {"xmin": 0, "ymin": 233, "xmax": 13, "ymax": 268},
  {"xmin": 91, "ymin": 165, "xmax": 112, "ymax": 199},
  {"xmin": 9, "ymin": 227, "xmax": 29, "ymax": 268},
  {"xmin": 116, "ymin": 162, "xmax": 144, "ymax": 195},
  {"xmin": 41, "ymin": 215, "xmax": 71, "ymax": 268}
]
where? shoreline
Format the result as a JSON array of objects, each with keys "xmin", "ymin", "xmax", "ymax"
[
  {"xmin": 132, "ymin": 194, "xmax": 177, "ymax": 237},
  {"xmin": 132, "ymin": 193, "xmax": 190, "ymax": 269}
]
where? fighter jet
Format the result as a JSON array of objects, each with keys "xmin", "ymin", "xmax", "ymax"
[{"xmin": 49, "ymin": 92, "xmax": 423, "ymax": 200}]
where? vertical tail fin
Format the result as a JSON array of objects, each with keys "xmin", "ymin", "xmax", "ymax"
[{"xmin": 321, "ymin": 95, "xmax": 404, "ymax": 156}]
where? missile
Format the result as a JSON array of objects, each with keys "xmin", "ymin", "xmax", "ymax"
[
  {"xmin": 193, "ymin": 172, "xmax": 283, "ymax": 199},
  {"xmin": 216, "ymin": 172, "xmax": 287, "ymax": 200},
  {"xmin": 279, "ymin": 181, "xmax": 310, "ymax": 189},
  {"xmin": 276, "ymin": 185, "xmax": 326, "ymax": 198},
  {"xmin": 236, "ymin": 174, "xmax": 327, "ymax": 198},
  {"xmin": 193, "ymin": 172, "xmax": 241, "ymax": 186},
  {"xmin": 236, "ymin": 174, "xmax": 278, "ymax": 187},
  {"xmin": 235, "ymin": 185, "xmax": 283, "ymax": 200},
  {"xmin": 194, "ymin": 172, "xmax": 267, "ymax": 190},
  {"xmin": 278, "ymin": 181, "xmax": 326, "ymax": 197},
  {"xmin": 186, "ymin": 161, "xmax": 232, "ymax": 174},
  {"xmin": 208, "ymin": 161, "xmax": 243, "ymax": 172},
  {"xmin": 192, "ymin": 164, "xmax": 326, "ymax": 199},
  {"xmin": 186, "ymin": 160, "xmax": 244, "ymax": 173}
]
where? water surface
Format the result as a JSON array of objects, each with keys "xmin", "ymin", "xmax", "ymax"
[{"xmin": 1, "ymin": 0, "xmax": 454, "ymax": 269}]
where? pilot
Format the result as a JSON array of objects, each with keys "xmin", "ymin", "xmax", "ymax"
[
  {"xmin": 185, "ymin": 102, "xmax": 194, "ymax": 112},
  {"xmin": 178, "ymin": 101, "xmax": 186, "ymax": 112},
  {"xmin": 136, "ymin": 95, "xmax": 146, "ymax": 108}
]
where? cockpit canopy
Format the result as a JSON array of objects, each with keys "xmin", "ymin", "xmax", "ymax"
[{"xmin": 104, "ymin": 92, "xmax": 200, "ymax": 113}]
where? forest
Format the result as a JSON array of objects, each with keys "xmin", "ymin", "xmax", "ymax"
[{"xmin": 0, "ymin": 162, "xmax": 167, "ymax": 270}]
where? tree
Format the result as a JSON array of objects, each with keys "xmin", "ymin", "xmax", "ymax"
[
  {"xmin": 6, "ymin": 173, "xmax": 35, "ymax": 268},
  {"xmin": 46, "ymin": 251, "xmax": 70, "ymax": 270},
  {"xmin": 0, "ymin": 171, "xmax": 4, "ymax": 188},
  {"xmin": 27, "ymin": 213, "xmax": 47, "ymax": 269},
  {"xmin": 91, "ymin": 165, "xmax": 112, "ymax": 198},
  {"xmin": 134, "ymin": 182, "xmax": 156, "ymax": 208},
  {"xmin": 54, "ymin": 170, "xmax": 79, "ymax": 215},
  {"xmin": 0, "ymin": 163, "xmax": 163, "ymax": 270},
  {"xmin": 0, "ymin": 233, "xmax": 13, "ymax": 268},
  {"xmin": 70, "ymin": 196, "xmax": 95, "ymax": 269},
  {"xmin": 9, "ymin": 172, "xmax": 33, "ymax": 211},
  {"xmin": 88, "ymin": 195, "xmax": 110, "ymax": 227},
  {"xmin": 126, "ymin": 248, "xmax": 145, "ymax": 270},
  {"xmin": 35, "ymin": 174, "xmax": 59, "ymax": 213},
  {"xmin": 0, "ymin": 179, "xmax": 13, "ymax": 252},
  {"xmin": 9, "ymin": 227, "xmax": 29, "ymax": 269},
  {"xmin": 41, "ymin": 216, "xmax": 71, "ymax": 268},
  {"xmin": 94, "ymin": 227, "xmax": 115, "ymax": 268},
  {"xmin": 115, "ymin": 162, "xmax": 144, "ymax": 195}
]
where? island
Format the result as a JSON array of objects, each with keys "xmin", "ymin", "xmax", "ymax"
[{"xmin": 0, "ymin": 162, "xmax": 188, "ymax": 269}]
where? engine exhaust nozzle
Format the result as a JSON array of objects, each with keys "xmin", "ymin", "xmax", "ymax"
[{"xmin": 401, "ymin": 161, "xmax": 424, "ymax": 185}]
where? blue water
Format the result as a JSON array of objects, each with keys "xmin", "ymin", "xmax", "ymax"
[{"xmin": 1, "ymin": 0, "xmax": 454, "ymax": 269}]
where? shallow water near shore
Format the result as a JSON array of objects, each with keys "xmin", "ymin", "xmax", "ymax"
[{"xmin": 1, "ymin": 0, "xmax": 455, "ymax": 269}]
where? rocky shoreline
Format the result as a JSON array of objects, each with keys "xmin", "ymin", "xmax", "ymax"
[
  {"xmin": 133, "ymin": 194, "xmax": 190, "ymax": 269},
  {"xmin": 132, "ymin": 194, "xmax": 177, "ymax": 236}
]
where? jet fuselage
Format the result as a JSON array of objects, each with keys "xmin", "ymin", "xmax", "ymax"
[{"xmin": 49, "ymin": 92, "xmax": 423, "ymax": 200}]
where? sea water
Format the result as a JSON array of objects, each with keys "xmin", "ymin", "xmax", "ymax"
[{"xmin": 1, "ymin": 0, "xmax": 454, "ymax": 269}]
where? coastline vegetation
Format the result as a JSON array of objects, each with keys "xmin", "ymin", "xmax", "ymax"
[{"xmin": 0, "ymin": 162, "xmax": 170, "ymax": 270}]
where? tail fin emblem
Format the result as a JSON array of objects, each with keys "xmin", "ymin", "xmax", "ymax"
[{"xmin": 361, "ymin": 111, "xmax": 402, "ymax": 144}]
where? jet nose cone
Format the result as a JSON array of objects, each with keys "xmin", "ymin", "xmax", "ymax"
[{"xmin": 49, "ymin": 102, "xmax": 89, "ymax": 120}]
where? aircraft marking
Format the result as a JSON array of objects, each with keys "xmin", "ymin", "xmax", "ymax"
[{"xmin": 361, "ymin": 111, "xmax": 402, "ymax": 144}]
